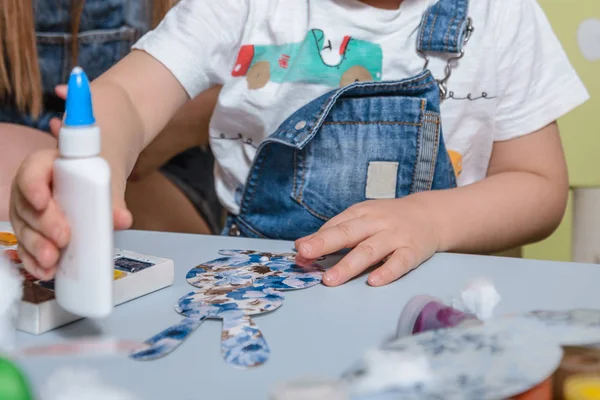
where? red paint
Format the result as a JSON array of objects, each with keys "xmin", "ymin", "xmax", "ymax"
[
  {"xmin": 3, "ymin": 249, "xmax": 21, "ymax": 264},
  {"xmin": 340, "ymin": 36, "xmax": 351, "ymax": 55},
  {"xmin": 278, "ymin": 54, "xmax": 290, "ymax": 69},
  {"xmin": 232, "ymin": 45, "xmax": 255, "ymax": 77}
]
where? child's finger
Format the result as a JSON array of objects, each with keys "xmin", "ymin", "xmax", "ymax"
[
  {"xmin": 15, "ymin": 149, "xmax": 58, "ymax": 211},
  {"xmin": 49, "ymin": 117, "xmax": 62, "ymax": 138},
  {"xmin": 54, "ymin": 84, "xmax": 67, "ymax": 100},
  {"xmin": 113, "ymin": 206, "xmax": 133, "ymax": 230},
  {"xmin": 111, "ymin": 181, "xmax": 132, "ymax": 230},
  {"xmin": 12, "ymin": 189, "xmax": 69, "ymax": 248},
  {"xmin": 322, "ymin": 233, "xmax": 392, "ymax": 286},
  {"xmin": 368, "ymin": 246, "xmax": 419, "ymax": 287},
  {"xmin": 13, "ymin": 222, "xmax": 59, "ymax": 270},
  {"xmin": 297, "ymin": 218, "xmax": 376, "ymax": 260},
  {"xmin": 18, "ymin": 245, "xmax": 55, "ymax": 281},
  {"xmin": 296, "ymin": 205, "xmax": 363, "ymax": 246}
]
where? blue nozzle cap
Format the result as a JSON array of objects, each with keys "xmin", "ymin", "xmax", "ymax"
[{"xmin": 64, "ymin": 67, "xmax": 96, "ymax": 126}]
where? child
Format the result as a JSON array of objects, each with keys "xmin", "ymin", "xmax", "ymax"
[{"xmin": 9, "ymin": 0, "xmax": 588, "ymax": 288}]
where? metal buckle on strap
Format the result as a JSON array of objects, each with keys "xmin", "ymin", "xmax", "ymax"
[{"xmin": 419, "ymin": 17, "xmax": 474, "ymax": 101}]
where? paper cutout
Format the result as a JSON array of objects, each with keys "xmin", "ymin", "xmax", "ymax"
[
  {"xmin": 131, "ymin": 250, "xmax": 324, "ymax": 367},
  {"xmin": 131, "ymin": 285, "xmax": 284, "ymax": 365}
]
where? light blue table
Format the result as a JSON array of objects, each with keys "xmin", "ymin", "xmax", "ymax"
[{"xmin": 15, "ymin": 230, "xmax": 600, "ymax": 399}]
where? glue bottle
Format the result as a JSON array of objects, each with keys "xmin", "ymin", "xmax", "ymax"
[{"xmin": 54, "ymin": 67, "xmax": 114, "ymax": 318}]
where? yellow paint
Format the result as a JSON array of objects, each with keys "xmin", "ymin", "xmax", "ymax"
[
  {"xmin": 447, "ymin": 150, "xmax": 463, "ymax": 177},
  {"xmin": 0, "ymin": 232, "xmax": 17, "ymax": 246},
  {"xmin": 564, "ymin": 376, "xmax": 600, "ymax": 400},
  {"xmin": 113, "ymin": 270, "xmax": 127, "ymax": 280}
]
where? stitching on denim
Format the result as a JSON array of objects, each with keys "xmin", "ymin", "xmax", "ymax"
[
  {"xmin": 454, "ymin": 20, "xmax": 462, "ymax": 53},
  {"xmin": 292, "ymin": 150, "xmax": 298, "ymax": 197},
  {"xmin": 236, "ymin": 217, "xmax": 268, "ymax": 239},
  {"xmin": 300, "ymin": 199, "xmax": 330, "ymax": 222},
  {"xmin": 323, "ymin": 121, "xmax": 421, "ymax": 126},
  {"xmin": 427, "ymin": 113, "xmax": 441, "ymax": 190},
  {"xmin": 291, "ymin": 73, "xmax": 437, "ymax": 150},
  {"xmin": 296, "ymin": 149, "xmax": 306, "ymax": 202},
  {"xmin": 453, "ymin": 5, "xmax": 467, "ymax": 53},
  {"xmin": 294, "ymin": 148, "xmax": 330, "ymax": 222},
  {"xmin": 411, "ymin": 99, "xmax": 426, "ymax": 193},
  {"xmin": 418, "ymin": 6, "xmax": 432, "ymax": 51},
  {"xmin": 240, "ymin": 145, "xmax": 270, "ymax": 214},
  {"xmin": 428, "ymin": 5, "xmax": 441, "ymax": 50},
  {"xmin": 297, "ymin": 78, "xmax": 436, "ymax": 143},
  {"xmin": 444, "ymin": 16, "xmax": 456, "ymax": 52},
  {"xmin": 36, "ymin": 26, "xmax": 137, "ymax": 45}
]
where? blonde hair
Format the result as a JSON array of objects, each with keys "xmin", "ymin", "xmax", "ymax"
[{"xmin": 0, "ymin": 0, "xmax": 177, "ymax": 118}]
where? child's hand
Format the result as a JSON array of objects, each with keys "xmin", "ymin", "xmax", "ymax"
[
  {"xmin": 9, "ymin": 149, "xmax": 132, "ymax": 280},
  {"xmin": 295, "ymin": 197, "xmax": 440, "ymax": 287}
]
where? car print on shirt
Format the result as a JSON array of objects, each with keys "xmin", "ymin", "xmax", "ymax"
[{"xmin": 232, "ymin": 29, "xmax": 383, "ymax": 89}]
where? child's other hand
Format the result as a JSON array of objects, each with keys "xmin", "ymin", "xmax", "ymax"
[
  {"xmin": 295, "ymin": 197, "xmax": 439, "ymax": 287},
  {"xmin": 9, "ymin": 149, "xmax": 131, "ymax": 281}
]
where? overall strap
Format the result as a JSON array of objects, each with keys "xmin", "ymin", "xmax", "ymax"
[
  {"xmin": 417, "ymin": 0, "xmax": 471, "ymax": 54},
  {"xmin": 416, "ymin": 0, "xmax": 473, "ymax": 99}
]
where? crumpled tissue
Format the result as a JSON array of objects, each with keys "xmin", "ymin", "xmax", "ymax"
[{"xmin": 452, "ymin": 277, "xmax": 501, "ymax": 321}]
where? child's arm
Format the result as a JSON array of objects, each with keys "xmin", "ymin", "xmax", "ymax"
[
  {"xmin": 295, "ymin": 121, "xmax": 569, "ymax": 287},
  {"xmin": 129, "ymin": 86, "xmax": 221, "ymax": 182},
  {"xmin": 9, "ymin": 51, "xmax": 189, "ymax": 279},
  {"xmin": 10, "ymin": 0, "xmax": 247, "ymax": 279},
  {"xmin": 89, "ymin": 50, "xmax": 190, "ymax": 181},
  {"xmin": 296, "ymin": 0, "xmax": 586, "ymax": 287}
]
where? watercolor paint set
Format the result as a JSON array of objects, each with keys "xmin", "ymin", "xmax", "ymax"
[{"xmin": 0, "ymin": 223, "xmax": 174, "ymax": 335}]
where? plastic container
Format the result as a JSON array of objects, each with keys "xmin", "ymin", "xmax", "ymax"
[
  {"xmin": 54, "ymin": 67, "xmax": 113, "ymax": 318},
  {"xmin": 396, "ymin": 295, "xmax": 481, "ymax": 337}
]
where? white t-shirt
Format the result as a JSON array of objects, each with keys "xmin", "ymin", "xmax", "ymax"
[{"xmin": 133, "ymin": 0, "xmax": 589, "ymax": 216}]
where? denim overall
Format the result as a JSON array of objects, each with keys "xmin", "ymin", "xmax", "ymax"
[
  {"xmin": 223, "ymin": 0, "xmax": 472, "ymax": 240},
  {"xmin": 0, "ymin": 0, "xmax": 222, "ymax": 233}
]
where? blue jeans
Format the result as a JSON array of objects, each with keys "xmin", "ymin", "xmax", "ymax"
[
  {"xmin": 0, "ymin": 0, "xmax": 222, "ymax": 233},
  {"xmin": 223, "ymin": 0, "xmax": 470, "ymax": 240}
]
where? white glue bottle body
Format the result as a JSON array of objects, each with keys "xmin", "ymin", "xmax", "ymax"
[{"xmin": 53, "ymin": 66, "xmax": 114, "ymax": 318}]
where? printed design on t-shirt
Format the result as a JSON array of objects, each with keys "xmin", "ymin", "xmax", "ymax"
[
  {"xmin": 231, "ymin": 29, "xmax": 383, "ymax": 89},
  {"xmin": 446, "ymin": 91, "xmax": 496, "ymax": 101},
  {"xmin": 213, "ymin": 132, "xmax": 258, "ymax": 149},
  {"xmin": 578, "ymin": 19, "xmax": 600, "ymax": 62},
  {"xmin": 447, "ymin": 150, "xmax": 462, "ymax": 177}
]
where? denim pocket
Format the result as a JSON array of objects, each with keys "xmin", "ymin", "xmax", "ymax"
[
  {"xmin": 291, "ymin": 95, "xmax": 438, "ymax": 221},
  {"xmin": 36, "ymin": 26, "xmax": 139, "ymax": 92}
]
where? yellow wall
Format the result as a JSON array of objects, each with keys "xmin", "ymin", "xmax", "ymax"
[{"xmin": 524, "ymin": 0, "xmax": 600, "ymax": 261}]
